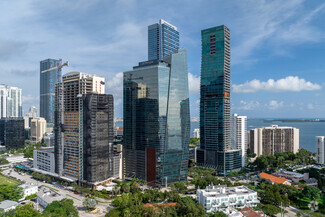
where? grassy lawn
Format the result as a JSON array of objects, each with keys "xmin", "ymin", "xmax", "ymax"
[{"xmin": 0, "ymin": 173, "xmax": 21, "ymax": 186}]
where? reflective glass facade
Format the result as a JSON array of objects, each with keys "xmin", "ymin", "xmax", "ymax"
[
  {"xmin": 198, "ymin": 25, "xmax": 241, "ymax": 175},
  {"xmin": 148, "ymin": 19, "xmax": 179, "ymax": 61},
  {"xmin": 40, "ymin": 59, "xmax": 60, "ymax": 124},
  {"xmin": 123, "ymin": 49, "xmax": 190, "ymax": 185}
]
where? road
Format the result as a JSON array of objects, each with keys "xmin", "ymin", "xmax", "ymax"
[
  {"xmin": 1, "ymin": 168, "xmax": 114, "ymax": 217},
  {"xmin": 276, "ymin": 205, "xmax": 300, "ymax": 217}
]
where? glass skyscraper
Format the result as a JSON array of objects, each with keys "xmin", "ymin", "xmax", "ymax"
[
  {"xmin": 197, "ymin": 25, "xmax": 241, "ymax": 175},
  {"xmin": 123, "ymin": 49, "xmax": 190, "ymax": 185},
  {"xmin": 40, "ymin": 59, "xmax": 60, "ymax": 124},
  {"xmin": 148, "ymin": 19, "xmax": 179, "ymax": 61}
]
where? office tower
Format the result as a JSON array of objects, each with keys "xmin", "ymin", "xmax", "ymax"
[
  {"xmin": 249, "ymin": 125, "xmax": 299, "ymax": 157},
  {"xmin": 197, "ymin": 25, "xmax": 241, "ymax": 175},
  {"xmin": 83, "ymin": 93, "xmax": 115, "ymax": 183},
  {"xmin": 0, "ymin": 118, "xmax": 25, "ymax": 149},
  {"xmin": 54, "ymin": 72, "xmax": 106, "ymax": 181},
  {"xmin": 123, "ymin": 49, "xmax": 190, "ymax": 185},
  {"xmin": 148, "ymin": 19, "xmax": 179, "ymax": 61},
  {"xmin": 30, "ymin": 117, "xmax": 47, "ymax": 143},
  {"xmin": 40, "ymin": 59, "xmax": 60, "ymax": 124},
  {"xmin": 316, "ymin": 136, "xmax": 325, "ymax": 165},
  {"xmin": 0, "ymin": 85, "xmax": 22, "ymax": 118},
  {"xmin": 193, "ymin": 128, "xmax": 200, "ymax": 138},
  {"xmin": 231, "ymin": 114, "xmax": 247, "ymax": 168}
]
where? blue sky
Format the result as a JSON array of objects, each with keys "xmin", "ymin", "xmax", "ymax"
[{"xmin": 1, "ymin": 0, "xmax": 325, "ymax": 118}]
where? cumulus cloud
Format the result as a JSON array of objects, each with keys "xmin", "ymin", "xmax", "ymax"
[
  {"xmin": 232, "ymin": 76, "xmax": 322, "ymax": 93},
  {"xmin": 236, "ymin": 100, "xmax": 261, "ymax": 110},
  {"xmin": 268, "ymin": 100, "xmax": 284, "ymax": 110},
  {"xmin": 106, "ymin": 72, "xmax": 123, "ymax": 107},
  {"xmin": 188, "ymin": 73, "xmax": 200, "ymax": 94}
]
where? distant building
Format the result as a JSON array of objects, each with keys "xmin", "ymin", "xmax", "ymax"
[
  {"xmin": 25, "ymin": 106, "xmax": 38, "ymax": 118},
  {"xmin": 249, "ymin": 125, "xmax": 299, "ymax": 157},
  {"xmin": 193, "ymin": 128, "xmax": 200, "ymax": 138},
  {"xmin": 316, "ymin": 136, "xmax": 325, "ymax": 165},
  {"xmin": 274, "ymin": 169, "xmax": 309, "ymax": 183},
  {"xmin": 197, "ymin": 185, "xmax": 259, "ymax": 213},
  {"xmin": 0, "ymin": 118, "xmax": 25, "ymax": 149},
  {"xmin": 114, "ymin": 127, "xmax": 123, "ymax": 143},
  {"xmin": 37, "ymin": 186, "xmax": 64, "ymax": 208},
  {"xmin": 231, "ymin": 114, "xmax": 247, "ymax": 168},
  {"xmin": 43, "ymin": 133, "xmax": 54, "ymax": 147},
  {"xmin": 0, "ymin": 84, "xmax": 22, "ymax": 118},
  {"xmin": 19, "ymin": 183, "xmax": 38, "ymax": 199},
  {"xmin": 40, "ymin": 59, "xmax": 60, "ymax": 124},
  {"xmin": 123, "ymin": 49, "xmax": 190, "ymax": 185},
  {"xmin": 33, "ymin": 147, "xmax": 55, "ymax": 173},
  {"xmin": 148, "ymin": 19, "xmax": 179, "ymax": 61},
  {"xmin": 259, "ymin": 172, "xmax": 291, "ymax": 185},
  {"xmin": 0, "ymin": 200, "xmax": 18, "ymax": 212},
  {"xmin": 30, "ymin": 117, "xmax": 47, "ymax": 143},
  {"xmin": 197, "ymin": 25, "xmax": 241, "ymax": 175}
]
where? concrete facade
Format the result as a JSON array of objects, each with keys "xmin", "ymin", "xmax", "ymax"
[{"xmin": 249, "ymin": 125, "xmax": 299, "ymax": 156}]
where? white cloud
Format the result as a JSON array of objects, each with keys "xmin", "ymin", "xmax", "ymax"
[
  {"xmin": 232, "ymin": 76, "xmax": 322, "ymax": 93},
  {"xmin": 268, "ymin": 100, "xmax": 284, "ymax": 110},
  {"xmin": 236, "ymin": 100, "xmax": 261, "ymax": 110},
  {"xmin": 307, "ymin": 104, "xmax": 314, "ymax": 110},
  {"xmin": 106, "ymin": 72, "xmax": 123, "ymax": 107},
  {"xmin": 232, "ymin": 1, "xmax": 325, "ymax": 63},
  {"xmin": 188, "ymin": 73, "xmax": 200, "ymax": 94}
]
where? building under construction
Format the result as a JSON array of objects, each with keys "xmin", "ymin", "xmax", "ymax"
[
  {"xmin": 54, "ymin": 72, "xmax": 120, "ymax": 183},
  {"xmin": 82, "ymin": 94, "xmax": 116, "ymax": 183}
]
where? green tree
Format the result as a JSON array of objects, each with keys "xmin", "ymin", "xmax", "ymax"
[
  {"xmin": 43, "ymin": 198, "xmax": 78, "ymax": 217},
  {"xmin": 14, "ymin": 204, "xmax": 41, "ymax": 217},
  {"xmin": 256, "ymin": 204, "xmax": 281, "ymax": 216},
  {"xmin": 0, "ymin": 157, "xmax": 9, "ymax": 165},
  {"xmin": 189, "ymin": 137, "xmax": 200, "ymax": 145},
  {"xmin": 83, "ymin": 197, "xmax": 97, "ymax": 209},
  {"xmin": 0, "ymin": 185, "xmax": 23, "ymax": 201},
  {"xmin": 302, "ymin": 186, "xmax": 321, "ymax": 200}
]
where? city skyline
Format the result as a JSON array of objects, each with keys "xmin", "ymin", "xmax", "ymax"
[{"xmin": 0, "ymin": 1, "xmax": 325, "ymax": 118}]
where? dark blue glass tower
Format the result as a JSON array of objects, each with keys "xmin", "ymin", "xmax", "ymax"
[
  {"xmin": 123, "ymin": 49, "xmax": 190, "ymax": 185},
  {"xmin": 148, "ymin": 19, "xmax": 179, "ymax": 61},
  {"xmin": 40, "ymin": 59, "xmax": 60, "ymax": 124},
  {"xmin": 197, "ymin": 25, "xmax": 241, "ymax": 175}
]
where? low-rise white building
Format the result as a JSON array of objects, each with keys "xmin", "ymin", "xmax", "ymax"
[
  {"xmin": 274, "ymin": 169, "xmax": 309, "ymax": 183},
  {"xmin": 0, "ymin": 200, "xmax": 18, "ymax": 212},
  {"xmin": 19, "ymin": 183, "xmax": 38, "ymax": 199},
  {"xmin": 33, "ymin": 147, "xmax": 55, "ymax": 173},
  {"xmin": 197, "ymin": 185, "xmax": 259, "ymax": 213},
  {"xmin": 37, "ymin": 186, "xmax": 64, "ymax": 208}
]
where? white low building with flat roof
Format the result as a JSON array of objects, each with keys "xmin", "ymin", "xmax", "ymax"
[
  {"xmin": 37, "ymin": 186, "xmax": 64, "ymax": 208},
  {"xmin": 197, "ymin": 185, "xmax": 259, "ymax": 213},
  {"xmin": 274, "ymin": 169, "xmax": 308, "ymax": 183},
  {"xmin": 0, "ymin": 200, "xmax": 18, "ymax": 212},
  {"xmin": 19, "ymin": 183, "xmax": 38, "ymax": 199}
]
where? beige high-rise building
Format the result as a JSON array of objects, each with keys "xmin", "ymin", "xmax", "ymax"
[
  {"xmin": 249, "ymin": 125, "xmax": 299, "ymax": 157},
  {"xmin": 30, "ymin": 117, "xmax": 47, "ymax": 143}
]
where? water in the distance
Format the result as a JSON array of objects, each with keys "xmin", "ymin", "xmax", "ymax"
[
  {"xmin": 117, "ymin": 119, "xmax": 324, "ymax": 153},
  {"xmin": 190, "ymin": 119, "xmax": 325, "ymax": 153}
]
